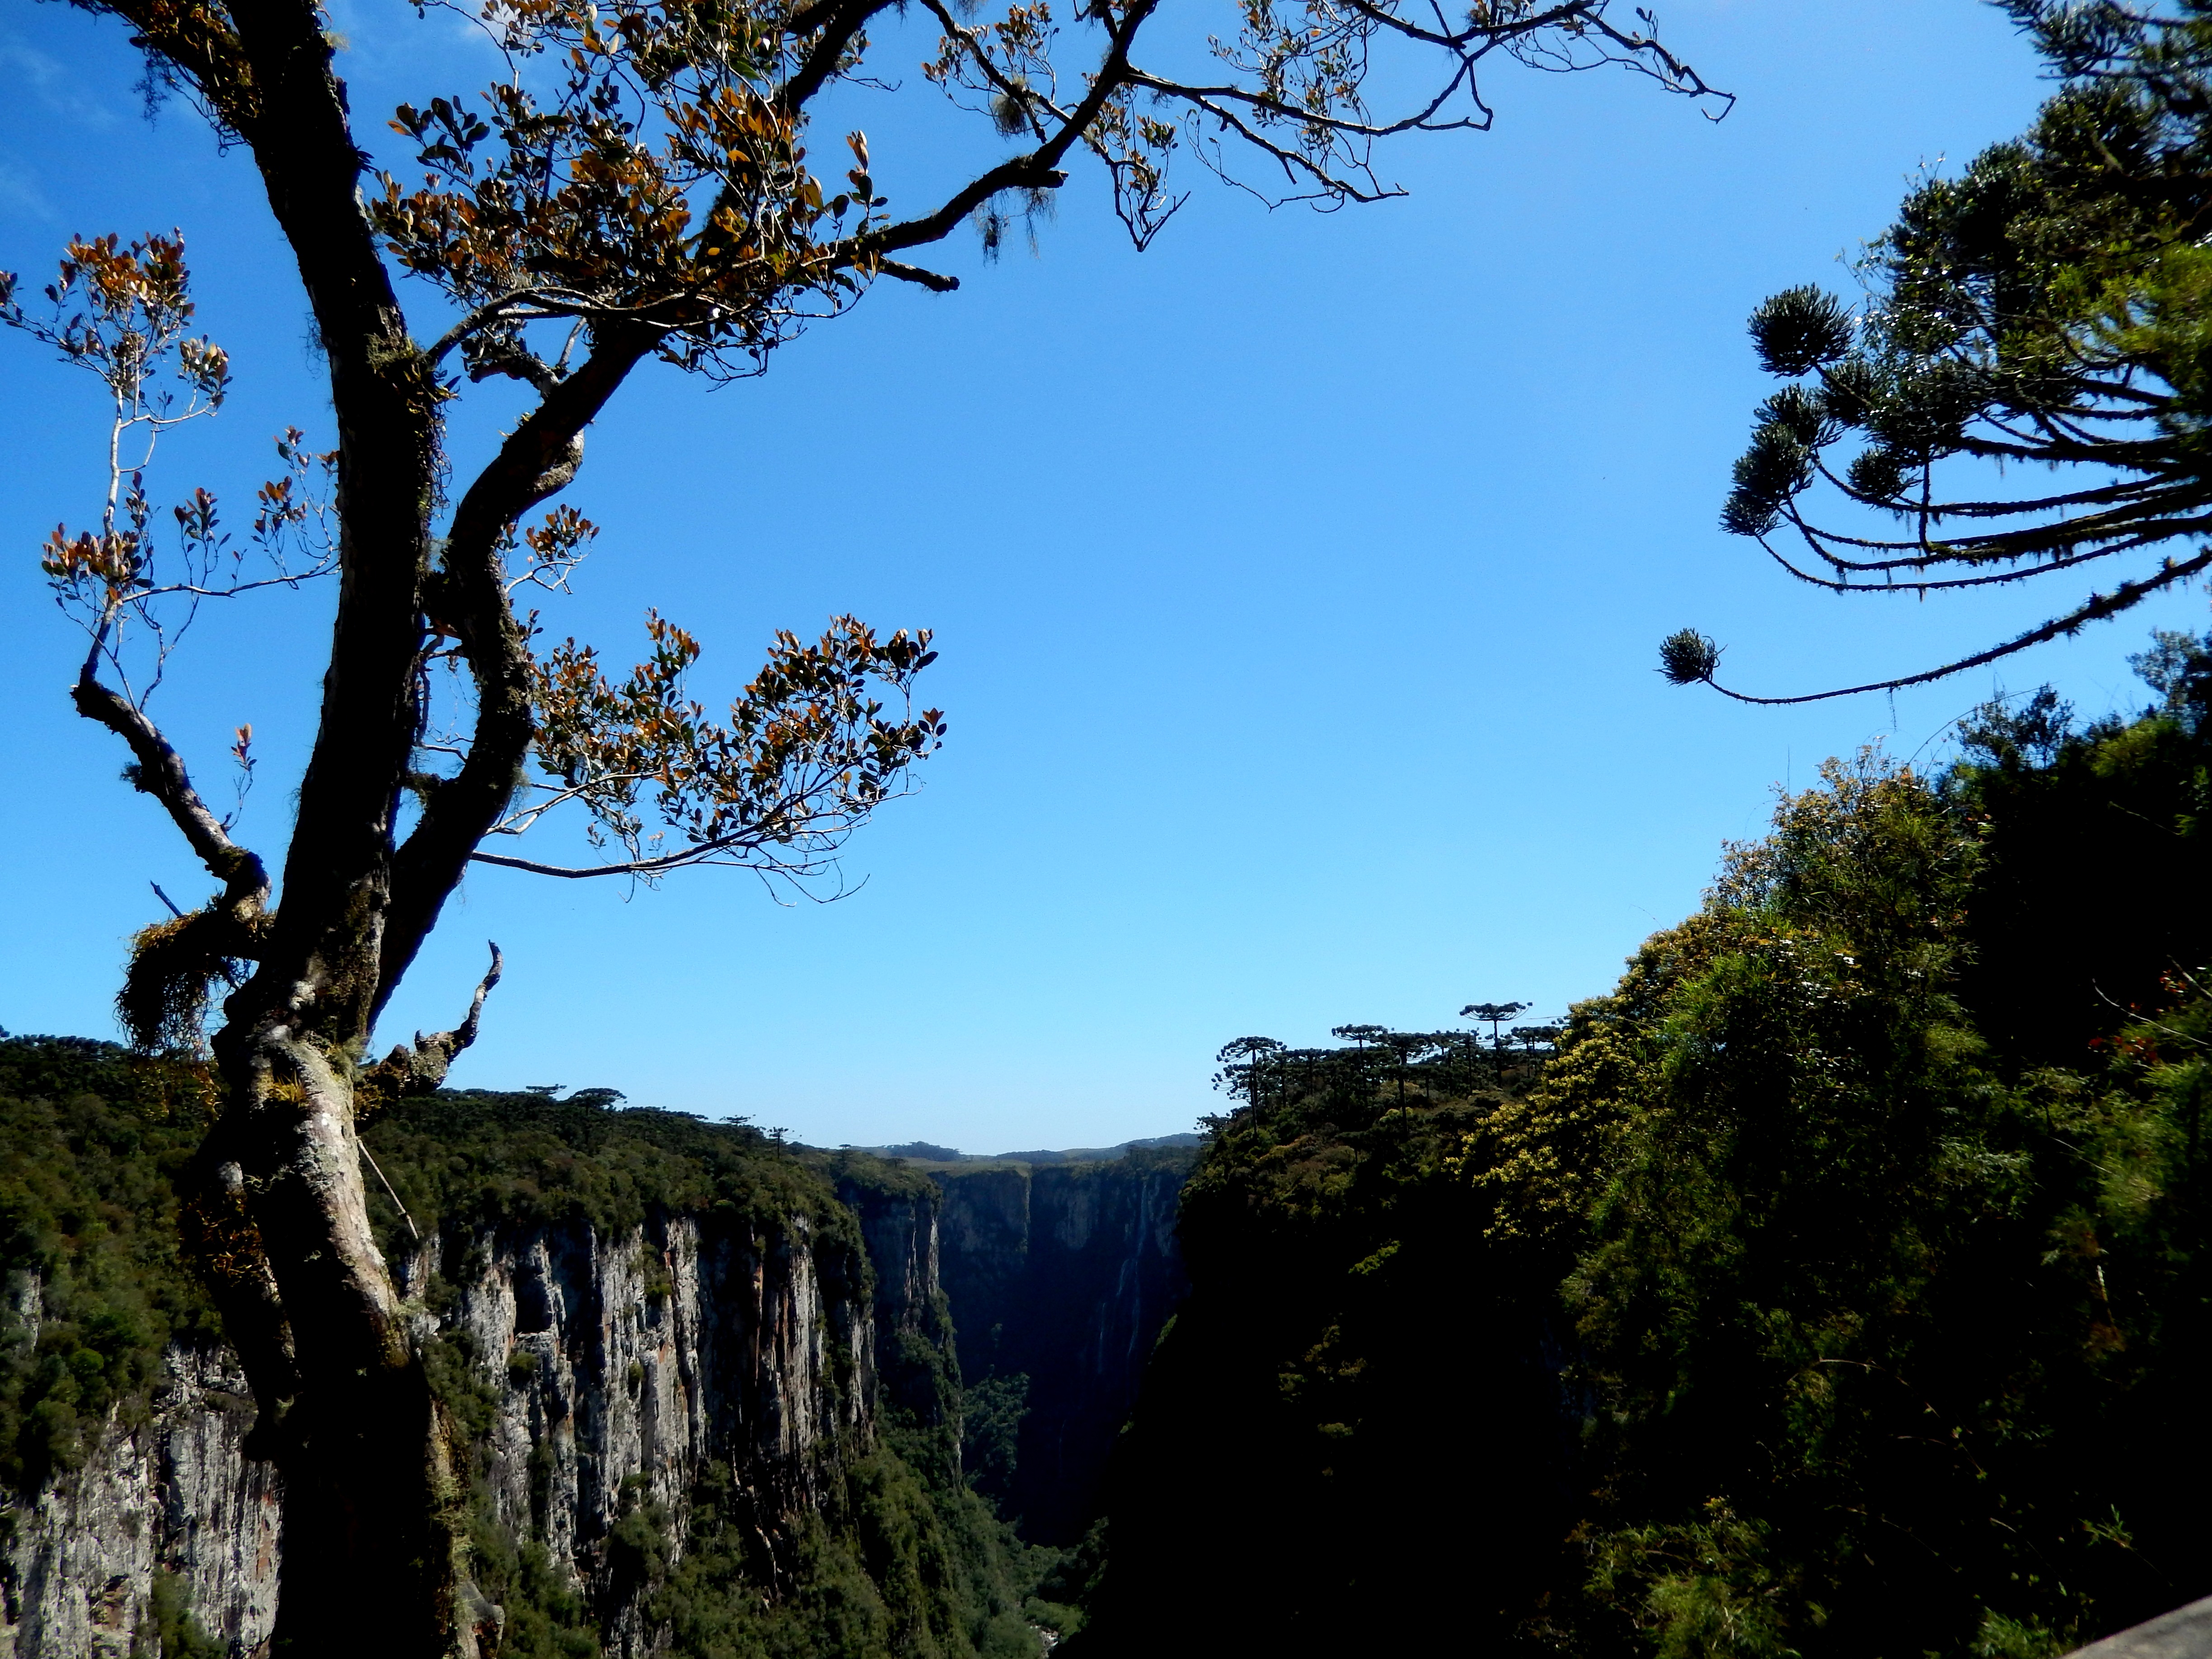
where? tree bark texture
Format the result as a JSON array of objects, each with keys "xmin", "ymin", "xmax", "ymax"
[
  {"xmin": 64, "ymin": 9, "xmax": 673, "ymax": 1645},
  {"xmin": 81, "ymin": 4, "xmax": 485, "ymax": 1650}
]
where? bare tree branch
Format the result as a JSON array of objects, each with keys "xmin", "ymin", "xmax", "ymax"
[
  {"xmin": 71, "ymin": 671, "xmax": 270, "ymax": 908},
  {"xmin": 878, "ymin": 258, "xmax": 961, "ymax": 293},
  {"xmin": 359, "ymin": 942, "xmax": 504, "ymax": 1102}
]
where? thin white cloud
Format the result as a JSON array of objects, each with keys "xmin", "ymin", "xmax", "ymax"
[
  {"xmin": 0, "ymin": 23, "xmax": 122, "ymax": 128},
  {"xmin": 0, "ymin": 160, "xmax": 55, "ymax": 224}
]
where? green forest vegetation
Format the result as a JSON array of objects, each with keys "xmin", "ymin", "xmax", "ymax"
[
  {"xmin": 0, "ymin": 1044, "xmax": 1066, "ymax": 1659},
  {"xmin": 1073, "ymin": 625, "xmax": 2212, "ymax": 1659},
  {"xmin": 5, "ymin": 623, "xmax": 2208, "ymax": 1658},
  {"xmin": 15, "ymin": 3, "xmax": 2212, "ymax": 1657},
  {"xmin": 0, "ymin": 1041, "xmax": 219, "ymax": 1496}
]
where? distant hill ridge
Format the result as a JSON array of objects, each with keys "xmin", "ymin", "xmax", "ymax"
[{"xmin": 856, "ymin": 1133, "xmax": 1204, "ymax": 1166}]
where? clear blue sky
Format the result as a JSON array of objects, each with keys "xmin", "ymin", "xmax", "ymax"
[{"xmin": 1, "ymin": 0, "xmax": 2200, "ymax": 1150}]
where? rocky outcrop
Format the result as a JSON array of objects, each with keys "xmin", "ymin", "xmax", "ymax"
[
  {"xmin": 2, "ymin": 1181, "xmax": 939, "ymax": 1658},
  {"xmin": 0, "ymin": 1344, "xmax": 279, "ymax": 1659},
  {"xmin": 836, "ymin": 1178, "xmax": 956, "ymax": 1437},
  {"xmin": 422, "ymin": 1204, "xmax": 877, "ymax": 1652},
  {"xmin": 2065, "ymin": 1596, "xmax": 2212, "ymax": 1659},
  {"xmin": 934, "ymin": 1151, "xmax": 1192, "ymax": 1542}
]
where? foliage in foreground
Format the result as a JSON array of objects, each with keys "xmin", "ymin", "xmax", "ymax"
[
  {"xmin": 1080, "ymin": 626, "xmax": 2212, "ymax": 1659},
  {"xmin": 1070, "ymin": 1018, "xmax": 1577, "ymax": 1652}
]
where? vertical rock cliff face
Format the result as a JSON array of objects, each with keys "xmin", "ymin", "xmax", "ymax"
[
  {"xmin": 0, "ymin": 1337, "xmax": 280, "ymax": 1659},
  {"xmin": 836, "ymin": 1180, "xmax": 954, "ymax": 1431},
  {"xmin": 1, "ymin": 1185, "xmax": 944, "ymax": 1658},
  {"xmin": 933, "ymin": 1153, "xmax": 1192, "ymax": 1543},
  {"xmin": 420, "ymin": 1204, "xmax": 884, "ymax": 1655}
]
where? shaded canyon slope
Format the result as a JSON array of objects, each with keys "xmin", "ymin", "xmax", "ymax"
[
  {"xmin": 1065, "ymin": 1093, "xmax": 1575, "ymax": 1659},
  {"xmin": 929, "ymin": 1149, "xmax": 1195, "ymax": 1545}
]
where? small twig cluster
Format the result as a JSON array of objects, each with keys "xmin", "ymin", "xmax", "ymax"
[{"xmin": 3, "ymin": 236, "xmax": 337, "ymax": 711}]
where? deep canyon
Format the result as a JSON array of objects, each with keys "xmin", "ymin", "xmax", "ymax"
[{"xmin": 0, "ymin": 1052, "xmax": 1193, "ymax": 1659}]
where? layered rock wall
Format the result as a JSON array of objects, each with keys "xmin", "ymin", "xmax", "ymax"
[
  {"xmin": 423, "ymin": 1208, "xmax": 874, "ymax": 1615},
  {"xmin": 2, "ymin": 1186, "xmax": 937, "ymax": 1658},
  {"xmin": 0, "ymin": 1343, "xmax": 278, "ymax": 1659}
]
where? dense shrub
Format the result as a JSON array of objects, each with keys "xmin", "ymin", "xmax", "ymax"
[{"xmin": 0, "ymin": 1038, "xmax": 220, "ymax": 1494}]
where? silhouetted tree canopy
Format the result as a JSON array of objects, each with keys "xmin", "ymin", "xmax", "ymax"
[{"xmin": 1665, "ymin": 1, "xmax": 2212, "ymax": 703}]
